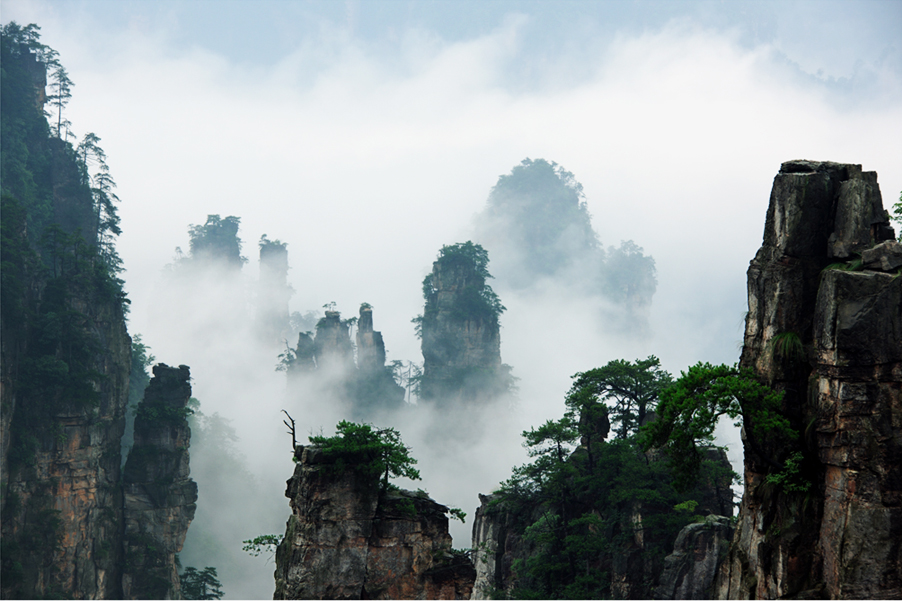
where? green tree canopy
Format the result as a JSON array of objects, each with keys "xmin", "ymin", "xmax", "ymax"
[
  {"xmin": 309, "ymin": 421, "xmax": 420, "ymax": 490},
  {"xmin": 179, "ymin": 566, "xmax": 224, "ymax": 600},
  {"xmin": 419, "ymin": 241, "xmax": 505, "ymax": 324},
  {"xmin": 601, "ymin": 240, "xmax": 657, "ymax": 308},
  {"xmin": 641, "ymin": 362, "xmax": 795, "ymax": 491},
  {"xmin": 493, "ymin": 360, "xmax": 731, "ymax": 599},
  {"xmin": 186, "ymin": 214, "xmax": 246, "ymax": 267},
  {"xmin": 568, "ymin": 355, "xmax": 671, "ymax": 440}
]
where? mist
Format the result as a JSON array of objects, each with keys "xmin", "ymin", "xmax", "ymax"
[{"xmin": 4, "ymin": 1, "xmax": 899, "ymax": 598}]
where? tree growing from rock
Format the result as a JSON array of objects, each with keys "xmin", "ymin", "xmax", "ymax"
[
  {"xmin": 492, "ymin": 359, "xmax": 735, "ymax": 599},
  {"xmin": 568, "ymin": 355, "xmax": 671, "ymax": 440},
  {"xmin": 184, "ymin": 214, "xmax": 246, "ymax": 267},
  {"xmin": 309, "ymin": 421, "xmax": 420, "ymax": 490},
  {"xmin": 641, "ymin": 362, "xmax": 797, "ymax": 491}
]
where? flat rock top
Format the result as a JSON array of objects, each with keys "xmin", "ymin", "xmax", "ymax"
[{"xmin": 780, "ymin": 159, "xmax": 861, "ymax": 174}]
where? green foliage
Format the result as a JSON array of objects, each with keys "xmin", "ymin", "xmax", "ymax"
[
  {"xmin": 136, "ymin": 401, "xmax": 193, "ymax": 425},
  {"xmin": 765, "ymin": 451, "xmax": 811, "ymax": 494},
  {"xmin": 568, "ymin": 355, "xmax": 671, "ymax": 440},
  {"xmin": 186, "ymin": 214, "xmax": 246, "ymax": 266},
  {"xmin": 396, "ymin": 497, "xmax": 417, "ymax": 518},
  {"xmin": 601, "ymin": 240, "xmax": 657, "ymax": 307},
  {"xmin": 258, "ymin": 233, "xmax": 286, "ymax": 251},
  {"xmin": 0, "ymin": 487, "xmax": 63, "ymax": 598},
  {"xmin": 642, "ymin": 362, "xmax": 795, "ymax": 491},
  {"xmin": 422, "ymin": 241, "xmax": 506, "ymax": 323},
  {"xmin": 492, "ymin": 358, "xmax": 736, "ymax": 599},
  {"xmin": 485, "ymin": 158, "xmax": 596, "ymax": 278},
  {"xmin": 122, "ymin": 335, "xmax": 155, "ymax": 460},
  {"xmin": 893, "ymin": 191, "xmax": 901, "ymax": 242},
  {"xmin": 673, "ymin": 499, "xmax": 699, "ymax": 514},
  {"xmin": 769, "ymin": 331, "xmax": 805, "ymax": 365},
  {"xmin": 822, "ymin": 254, "xmax": 863, "ymax": 273},
  {"xmin": 448, "ymin": 507, "xmax": 467, "ymax": 523},
  {"xmin": 411, "ymin": 314, "xmax": 424, "ymax": 339},
  {"xmin": 241, "ymin": 534, "xmax": 283, "ymax": 558},
  {"xmin": 179, "ymin": 566, "xmax": 224, "ymax": 600},
  {"xmin": 309, "ymin": 421, "xmax": 421, "ymax": 490},
  {"xmin": 6, "ymin": 223, "xmax": 132, "ymax": 469}
]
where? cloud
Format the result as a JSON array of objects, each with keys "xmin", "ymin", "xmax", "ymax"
[{"xmin": 3, "ymin": 2, "xmax": 900, "ymax": 596}]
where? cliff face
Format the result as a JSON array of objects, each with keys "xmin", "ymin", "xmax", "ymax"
[
  {"xmin": 122, "ymin": 364, "xmax": 198, "ymax": 600},
  {"xmin": 356, "ymin": 307, "xmax": 386, "ymax": 372},
  {"xmin": 1, "ymin": 37, "xmax": 196, "ymax": 599},
  {"xmin": 0, "ymin": 281, "xmax": 131, "ymax": 599},
  {"xmin": 654, "ymin": 516, "xmax": 734, "ymax": 600},
  {"xmin": 1, "ymin": 44, "xmax": 133, "ymax": 596},
  {"xmin": 274, "ymin": 445, "xmax": 475, "ymax": 600},
  {"xmin": 257, "ymin": 238, "xmax": 292, "ymax": 346},
  {"xmin": 313, "ymin": 311, "xmax": 355, "ymax": 373},
  {"xmin": 352, "ymin": 306, "xmax": 405, "ymax": 414},
  {"xmin": 715, "ymin": 160, "xmax": 901, "ymax": 599}
]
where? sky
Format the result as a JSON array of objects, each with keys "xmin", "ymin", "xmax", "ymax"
[{"xmin": 4, "ymin": 0, "xmax": 901, "ymax": 598}]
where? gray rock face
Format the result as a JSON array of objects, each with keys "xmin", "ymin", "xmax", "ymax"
[
  {"xmin": 420, "ymin": 258, "xmax": 506, "ymax": 403},
  {"xmin": 313, "ymin": 311, "xmax": 354, "ymax": 372},
  {"xmin": 861, "ymin": 240, "xmax": 902, "ymax": 272},
  {"xmin": 356, "ymin": 306, "xmax": 386, "ymax": 373},
  {"xmin": 274, "ymin": 445, "xmax": 475, "ymax": 600},
  {"xmin": 469, "ymin": 494, "xmax": 536, "ymax": 600},
  {"xmin": 257, "ymin": 239, "xmax": 292, "ymax": 345},
  {"xmin": 715, "ymin": 161, "xmax": 901, "ymax": 599},
  {"xmin": 122, "ymin": 364, "xmax": 198, "ymax": 600},
  {"xmin": 654, "ymin": 516, "xmax": 733, "ymax": 600},
  {"xmin": 0, "ymin": 242, "xmax": 132, "ymax": 599}
]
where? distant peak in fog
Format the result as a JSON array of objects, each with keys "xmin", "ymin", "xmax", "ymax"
[{"xmin": 473, "ymin": 158, "xmax": 657, "ymax": 335}]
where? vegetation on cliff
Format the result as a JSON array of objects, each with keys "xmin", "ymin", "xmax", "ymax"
[
  {"xmin": 309, "ymin": 420, "xmax": 420, "ymax": 490},
  {"xmin": 415, "ymin": 241, "xmax": 516, "ymax": 402},
  {"xmin": 642, "ymin": 362, "xmax": 799, "ymax": 492},
  {"xmin": 489, "ymin": 358, "xmax": 735, "ymax": 599},
  {"xmin": 1, "ymin": 19, "xmax": 129, "ymax": 487},
  {"xmin": 181, "ymin": 214, "xmax": 247, "ymax": 267},
  {"xmin": 417, "ymin": 241, "xmax": 505, "ymax": 328}
]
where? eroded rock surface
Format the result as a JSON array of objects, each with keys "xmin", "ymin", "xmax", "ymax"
[
  {"xmin": 419, "ymin": 252, "xmax": 507, "ymax": 404},
  {"xmin": 715, "ymin": 160, "xmax": 900, "ymax": 599},
  {"xmin": 121, "ymin": 364, "xmax": 198, "ymax": 600},
  {"xmin": 654, "ymin": 516, "xmax": 733, "ymax": 600},
  {"xmin": 274, "ymin": 445, "xmax": 475, "ymax": 600}
]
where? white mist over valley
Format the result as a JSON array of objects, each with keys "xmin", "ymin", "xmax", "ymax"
[{"xmin": 4, "ymin": 1, "xmax": 899, "ymax": 598}]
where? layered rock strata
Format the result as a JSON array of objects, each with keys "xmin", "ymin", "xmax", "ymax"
[
  {"xmin": 0, "ymin": 38, "xmax": 197, "ymax": 600},
  {"xmin": 121, "ymin": 364, "xmax": 198, "ymax": 600},
  {"xmin": 715, "ymin": 160, "xmax": 900, "ymax": 599},
  {"xmin": 274, "ymin": 445, "xmax": 475, "ymax": 600}
]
